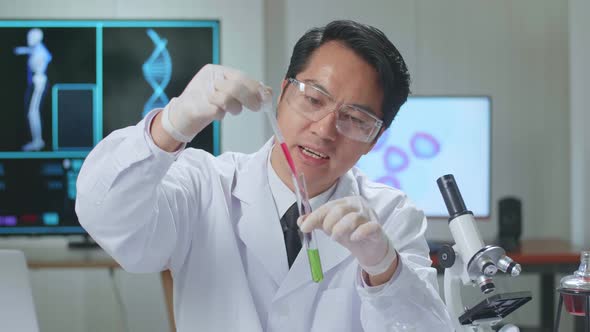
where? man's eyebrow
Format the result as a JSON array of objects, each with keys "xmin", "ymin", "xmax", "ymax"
[
  {"xmin": 301, "ymin": 79, "xmax": 332, "ymax": 96},
  {"xmin": 302, "ymin": 79, "xmax": 379, "ymax": 117}
]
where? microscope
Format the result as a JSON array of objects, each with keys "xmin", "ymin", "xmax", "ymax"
[{"xmin": 436, "ymin": 174, "xmax": 532, "ymax": 332}]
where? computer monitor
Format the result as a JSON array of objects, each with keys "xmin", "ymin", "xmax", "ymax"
[
  {"xmin": 0, "ymin": 20, "xmax": 220, "ymax": 235},
  {"xmin": 356, "ymin": 96, "xmax": 491, "ymax": 218}
]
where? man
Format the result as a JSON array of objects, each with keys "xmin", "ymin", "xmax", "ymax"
[{"xmin": 76, "ymin": 20, "xmax": 453, "ymax": 331}]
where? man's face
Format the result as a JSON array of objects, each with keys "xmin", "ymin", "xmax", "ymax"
[{"xmin": 274, "ymin": 41, "xmax": 384, "ymax": 196}]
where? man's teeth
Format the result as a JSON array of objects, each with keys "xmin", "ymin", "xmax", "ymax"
[{"xmin": 301, "ymin": 146, "xmax": 328, "ymax": 159}]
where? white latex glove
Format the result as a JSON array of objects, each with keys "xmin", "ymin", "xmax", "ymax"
[
  {"xmin": 298, "ymin": 196, "xmax": 397, "ymax": 276},
  {"xmin": 161, "ymin": 64, "xmax": 268, "ymax": 142}
]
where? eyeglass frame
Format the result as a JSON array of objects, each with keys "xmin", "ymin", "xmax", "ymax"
[{"xmin": 284, "ymin": 77, "xmax": 384, "ymax": 143}]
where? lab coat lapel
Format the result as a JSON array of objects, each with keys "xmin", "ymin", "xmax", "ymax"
[
  {"xmin": 273, "ymin": 170, "xmax": 359, "ymax": 300},
  {"xmin": 273, "ymin": 230, "xmax": 350, "ymax": 300},
  {"xmin": 233, "ymin": 140, "xmax": 289, "ymax": 286}
]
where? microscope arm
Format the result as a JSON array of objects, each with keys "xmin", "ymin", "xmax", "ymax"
[{"xmin": 444, "ymin": 253, "xmax": 471, "ymax": 332}]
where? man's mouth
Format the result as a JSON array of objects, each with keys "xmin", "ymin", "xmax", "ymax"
[{"xmin": 298, "ymin": 145, "xmax": 329, "ymax": 160}]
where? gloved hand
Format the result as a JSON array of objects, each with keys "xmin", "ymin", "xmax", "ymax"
[
  {"xmin": 298, "ymin": 196, "xmax": 397, "ymax": 276},
  {"xmin": 161, "ymin": 64, "xmax": 268, "ymax": 142}
]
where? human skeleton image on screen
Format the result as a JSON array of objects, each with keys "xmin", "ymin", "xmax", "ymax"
[{"xmin": 14, "ymin": 28, "xmax": 52, "ymax": 151}]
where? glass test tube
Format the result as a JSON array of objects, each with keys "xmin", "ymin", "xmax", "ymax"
[
  {"xmin": 260, "ymin": 85, "xmax": 324, "ymax": 283},
  {"xmin": 296, "ymin": 172, "xmax": 324, "ymax": 282}
]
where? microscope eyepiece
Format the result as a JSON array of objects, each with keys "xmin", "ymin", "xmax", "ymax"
[{"xmin": 436, "ymin": 174, "xmax": 473, "ymax": 222}]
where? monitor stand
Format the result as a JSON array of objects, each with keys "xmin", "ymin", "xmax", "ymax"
[{"xmin": 68, "ymin": 234, "xmax": 99, "ymax": 249}]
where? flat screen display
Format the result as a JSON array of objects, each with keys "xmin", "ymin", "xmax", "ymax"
[
  {"xmin": 0, "ymin": 20, "xmax": 219, "ymax": 234},
  {"xmin": 356, "ymin": 96, "xmax": 491, "ymax": 218}
]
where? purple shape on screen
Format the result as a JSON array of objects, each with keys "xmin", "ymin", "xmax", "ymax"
[
  {"xmin": 376, "ymin": 175, "xmax": 401, "ymax": 189},
  {"xmin": 383, "ymin": 146, "xmax": 409, "ymax": 173},
  {"xmin": 0, "ymin": 215, "xmax": 17, "ymax": 226},
  {"xmin": 371, "ymin": 128, "xmax": 390, "ymax": 152},
  {"xmin": 410, "ymin": 132, "xmax": 440, "ymax": 159}
]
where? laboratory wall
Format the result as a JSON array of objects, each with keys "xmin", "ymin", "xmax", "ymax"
[
  {"xmin": 0, "ymin": 0, "xmax": 584, "ymax": 331},
  {"xmin": 569, "ymin": 0, "xmax": 590, "ymax": 248}
]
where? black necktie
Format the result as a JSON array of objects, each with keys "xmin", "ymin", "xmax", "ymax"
[{"xmin": 280, "ymin": 202, "xmax": 302, "ymax": 268}]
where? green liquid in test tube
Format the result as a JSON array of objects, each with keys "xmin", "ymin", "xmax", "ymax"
[
  {"xmin": 307, "ymin": 248, "xmax": 323, "ymax": 282},
  {"xmin": 297, "ymin": 173, "xmax": 324, "ymax": 283}
]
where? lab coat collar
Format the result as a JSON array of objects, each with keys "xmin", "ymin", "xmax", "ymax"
[
  {"xmin": 233, "ymin": 139, "xmax": 360, "ymax": 299},
  {"xmin": 232, "ymin": 139, "xmax": 275, "ymax": 204}
]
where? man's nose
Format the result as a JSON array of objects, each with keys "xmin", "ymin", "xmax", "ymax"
[{"xmin": 310, "ymin": 111, "xmax": 338, "ymax": 141}]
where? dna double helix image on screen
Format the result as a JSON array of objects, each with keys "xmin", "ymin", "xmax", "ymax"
[{"xmin": 142, "ymin": 29, "xmax": 172, "ymax": 118}]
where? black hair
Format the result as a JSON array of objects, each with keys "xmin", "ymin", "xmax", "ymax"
[{"xmin": 285, "ymin": 20, "xmax": 411, "ymax": 128}]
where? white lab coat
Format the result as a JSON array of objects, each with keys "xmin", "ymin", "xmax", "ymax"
[{"xmin": 75, "ymin": 110, "xmax": 453, "ymax": 331}]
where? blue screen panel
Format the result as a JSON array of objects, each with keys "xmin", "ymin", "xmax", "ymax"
[{"xmin": 0, "ymin": 20, "xmax": 219, "ymax": 234}]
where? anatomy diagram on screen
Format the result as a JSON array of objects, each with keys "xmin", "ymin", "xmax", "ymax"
[
  {"xmin": 14, "ymin": 28, "xmax": 52, "ymax": 151},
  {"xmin": 142, "ymin": 29, "xmax": 171, "ymax": 117}
]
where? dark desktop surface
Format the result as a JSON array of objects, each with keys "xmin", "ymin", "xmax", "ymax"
[
  {"xmin": 0, "ymin": 237, "xmax": 113, "ymax": 267},
  {"xmin": 427, "ymin": 239, "xmax": 520, "ymax": 256}
]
